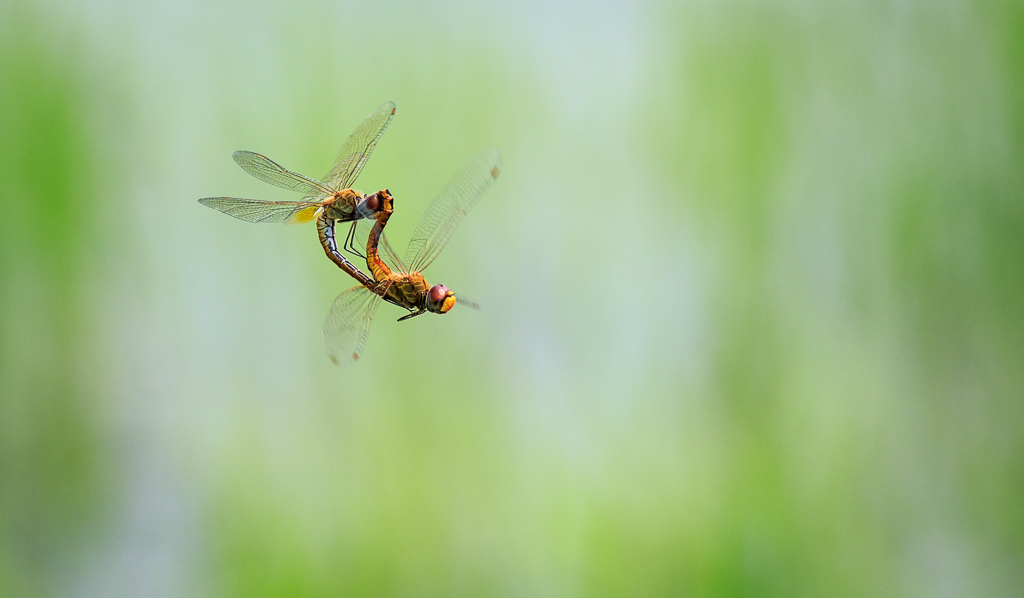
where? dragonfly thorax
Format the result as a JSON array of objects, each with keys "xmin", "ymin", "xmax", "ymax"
[
  {"xmin": 382, "ymin": 272, "xmax": 430, "ymax": 312},
  {"xmin": 381, "ymin": 276, "xmax": 454, "ymax": 316},
  {"xmin": 321, "ymin": 188, "xmax": 363, "ymax": 220}
]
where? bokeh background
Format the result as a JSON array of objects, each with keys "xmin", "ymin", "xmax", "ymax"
[{"xmin": 2, "ymin": 0, "xmax": 1023, "ymax": 595}]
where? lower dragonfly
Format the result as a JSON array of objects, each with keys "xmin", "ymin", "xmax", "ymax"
[
  {"xmin": 323, "ymin": 148, "xmax": 502, "ymax": 365},
  {"xmin": 198, "ymin": 101, "xmax": 396, "ymax": 284}
]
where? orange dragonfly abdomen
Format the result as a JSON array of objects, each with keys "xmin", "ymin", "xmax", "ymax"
[{"xmin": 365, "ymin": 192, "xmax": 439, "ymax": 315}]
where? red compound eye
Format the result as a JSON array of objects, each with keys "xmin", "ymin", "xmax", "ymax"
[
  {"xmin": 364, "ymin": 193, "xmax": 380, "ymax": 212},
  {"xmin": 429, "ymin": 284, "xmax": 449, "ymax": 304}
]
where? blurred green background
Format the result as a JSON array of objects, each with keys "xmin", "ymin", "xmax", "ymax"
[{"xmin": 2, "ymin": 0, "xmax": 1023, "ymax": 595}]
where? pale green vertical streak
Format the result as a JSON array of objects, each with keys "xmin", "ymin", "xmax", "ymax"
[{"xmin": 0, "ymin": 6, "xmax": 106, "ymax": 597}]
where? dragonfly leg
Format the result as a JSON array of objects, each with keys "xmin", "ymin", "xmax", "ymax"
[
  {"xmin": 397, "ymin": 309, "xmax": 426, "ymax": 322},
  {"xmin": 342, "ymin": 221, "xmax": 366, "ymax": 259}
]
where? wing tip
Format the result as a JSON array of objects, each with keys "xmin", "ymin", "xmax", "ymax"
[
  {"xmin": 232, "ymin": 150, "xmax": 266, "ymax": 164},
  {"xmin": 484, "ymin": 147, "xmax": 502, "ymax": 178},
  {"xmin": 326, "ymin": 352, "xmax": 359, "ymax": 366}
]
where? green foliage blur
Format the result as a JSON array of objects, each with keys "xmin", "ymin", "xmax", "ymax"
[{"xmin": 1, "ymin": 0, "xmax": 1022, "ymax": 596}]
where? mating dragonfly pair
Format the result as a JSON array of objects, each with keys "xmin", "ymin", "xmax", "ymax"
[{"xmin": 199, "ymin": 101, "xmax": 501, "ymax": 364}]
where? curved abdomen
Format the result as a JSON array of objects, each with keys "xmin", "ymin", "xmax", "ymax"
[{"xmin": 317, "ymin": 212, "xmax": 374, "ymax": 288}]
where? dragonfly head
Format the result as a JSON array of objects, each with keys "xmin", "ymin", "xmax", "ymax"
[
  {"xmin": 356, "ymin": 189, "xmax": 393, "ymax": 219},
  {"xmin": 426, "ymin": 284, "xmax": 456, "ymax": 314}
]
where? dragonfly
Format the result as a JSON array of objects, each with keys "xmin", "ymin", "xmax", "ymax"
[
  {"xmin": 198, "ymin": 101, "xmax": 396, "ymax": 285},
  {"xmin": 323, "ymin": 148, "xmax": 502, "ymax": 365}
]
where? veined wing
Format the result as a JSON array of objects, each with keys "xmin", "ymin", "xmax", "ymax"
[
  {"xmin": 198, "ymin": 197, "xmax": 321, "ymax": 224},
  {"xmin": 323, "ymin": 283, "xmax": 386, "ymax": 365},
  {"xmin": 323, "ymin": 101, "xmax": 396, "ymax": 191},
  {"xmin": 380, "ymin": 230, "xmax": 406, "ymax": 273},
  {"xmin": 404, "ymin": 148, "xmax": 501, "ymax": 273},
  {"xmin": 233, "ymin": 151, "xmax": 334, "ymax": 197}
]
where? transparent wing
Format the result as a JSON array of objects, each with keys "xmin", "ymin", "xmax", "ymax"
[
  {"xmin": 198, "ymin": 197, "xmax": 320, "ymax": 224},
  {"xmin": 353, "ymin": 218, "xmax": 407, "ymax": 274},
  {"xmin": 380, "ymin": 230, "xmax": 406, "ymax": 274},
  {"xmin": 404, "ymin": 148, "xmax": 501, "ymax": 273},
  {"xmin": 233, "ymin": 151, "xmax": 334, "ymax": 197},
  {"xmin": 323, "ymin": 284, "xmax": 386, "ymax": 366},
  {"xmin": 323, "ymin": 101, "xmax": 396, "ymax": 191}
]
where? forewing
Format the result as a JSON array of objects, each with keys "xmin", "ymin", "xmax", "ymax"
[
  {"xmin": 323, "ymin": 101, "xmax": 396, "ymax": 191},
  {"xmin": 233, "ymin": 151, "xmax": 334, "ymax": 197},
  {"xmin": 323, "ymin": 284, "xmax": 385, "ymax": 366},
  {"xmin": 198, "ymin": 197, "xmax": 321, "ymax": 224},
  {"xmin": 404, "ymin": 148, "xmax": 501, "ymax": 273}
]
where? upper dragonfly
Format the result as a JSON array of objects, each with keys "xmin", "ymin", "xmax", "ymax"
[
  {"xmin": 323, "ymin": 148, "xmax": 502, "ymax": 365},
  {"xmin": 199, "ymin": 101, "xmax": 396, "ymax": 286}
]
